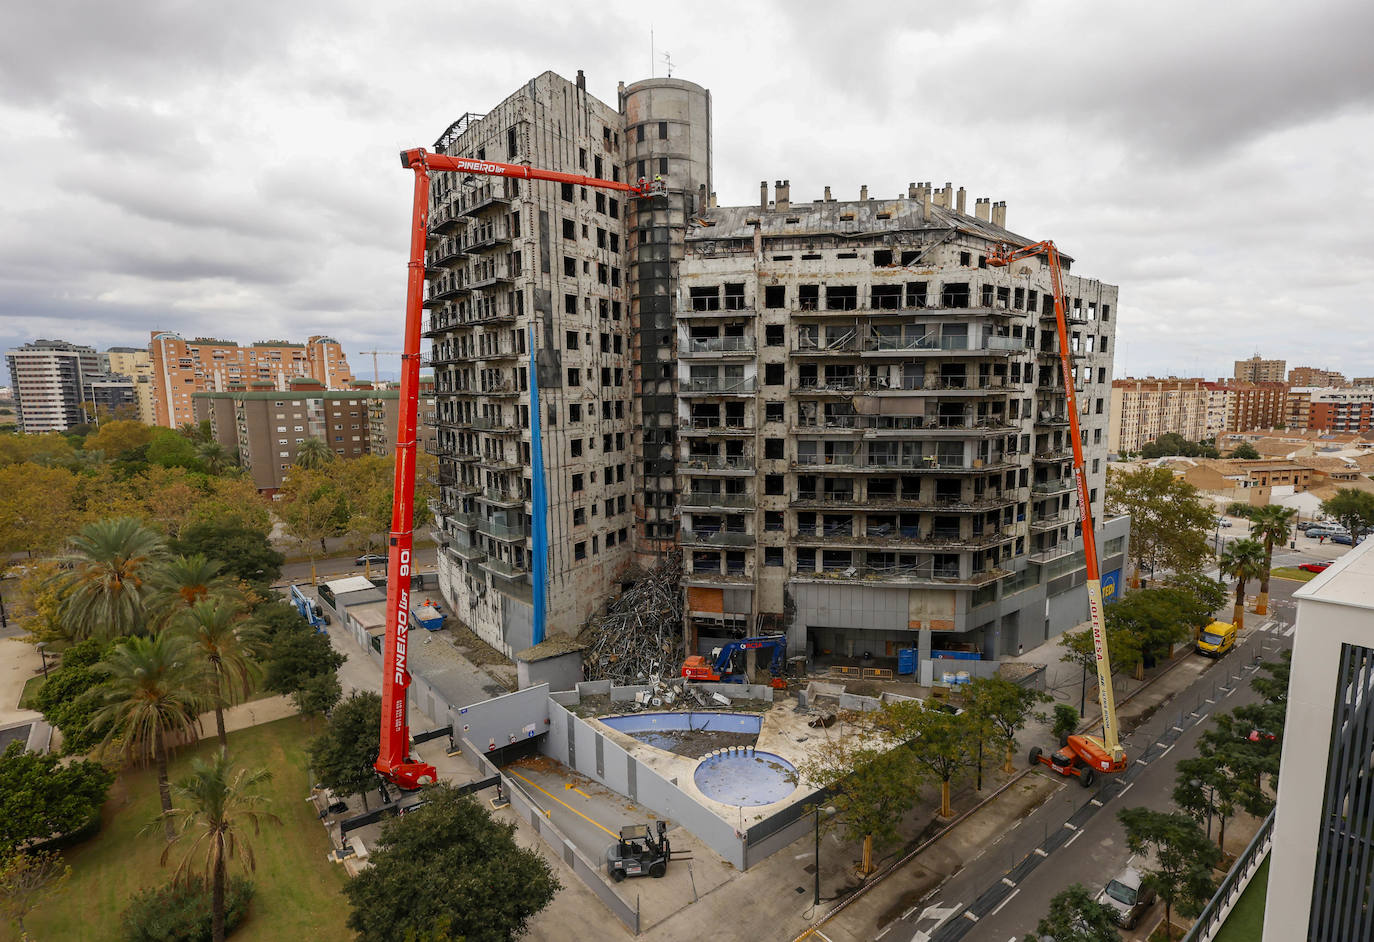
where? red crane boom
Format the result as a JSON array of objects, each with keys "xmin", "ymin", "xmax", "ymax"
[{"xmin": 375, "ymin": 149, "xmax": 658, "ymax": 790}]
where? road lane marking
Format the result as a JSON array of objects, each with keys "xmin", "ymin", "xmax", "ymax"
[
  {"xmin": 1118, "ymin": 782, "xmax": 1135, "ymax": 798},
  {"xmin": 506, "ymin": 769, "xmax": 618, "ymax": 839},
  {"xmin": 990, "ymin": 889, "xmax": 1020, "ymax": 917},
  {"xmin": 875, "ymin": 927, "xmax": 890, "ymax": 940},
  {"xmin": 1195, "ymin": 712, "xmax": 1210, "ymax": 725},
  {"xmin": 1160, "ymin": 744, "xmax": 1175, "ymax": 758},
  {"xmin": 1065, "ymin": 829, "xmax": 1084, "ymax": 847},
  {"xmin": 1283, "ymin": 625, "xmax": 1296, "ymax": 637}
]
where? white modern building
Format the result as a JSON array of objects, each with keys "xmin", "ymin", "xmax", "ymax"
[{"xmin": 1264, "ymin": 536, "xmax": 1374, "ymax": 940}]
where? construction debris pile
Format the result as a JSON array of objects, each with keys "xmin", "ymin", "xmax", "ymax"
[{"xmin": 579, "ymin": 551, "xmax": 686, "ymax": 686}]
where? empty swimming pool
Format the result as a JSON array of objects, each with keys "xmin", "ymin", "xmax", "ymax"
[
  {"xmin": 693, "ymin": 748, "xmax": 797, "ymax": 806},
  {"xmin": 599, "ymin": 712, "xmax": 763, "ymax": 757}
]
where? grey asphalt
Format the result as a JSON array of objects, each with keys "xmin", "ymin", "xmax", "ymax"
[{"xmin": 883, "ymin": 578, "xmax": 1300, "ymax": 942}]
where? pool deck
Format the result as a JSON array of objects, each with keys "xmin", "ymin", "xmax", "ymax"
[{"xmin": 588, "ymin": 697, "xmax": 845, "ymax": 834}]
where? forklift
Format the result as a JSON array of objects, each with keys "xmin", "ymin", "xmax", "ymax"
[{"xmin": 605, "ymin": 821, "xmax": 671, "ymax": 881}]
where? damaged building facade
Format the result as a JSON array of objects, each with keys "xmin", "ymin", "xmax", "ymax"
[{"xmin": 425, "ymin": 70, "xmax": 1127, "ymax": 661}]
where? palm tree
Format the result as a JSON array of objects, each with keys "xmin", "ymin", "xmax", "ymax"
[
  {"xmin": 1251, "ymin": 505, "xmax": 1296, "ymax": 615},
  {"xmin": 91, "ymin": 633, "xmax": 207, "ymax": 841},
  {"xmin": 151, "ymin": 554, "xmax": 236, "ymax": 631},
  {"xmin": 1219, "ymin": 538, "xmax": 1266, "ymax": 630},
  {"xmin": 177, "ymin": 599, "xmax": 265, "ymax": 749},
  {"xmin": 47, "ymin": 517, "xmax": 167, "ymax": 641},
  {"xmin": 196, "ymin": 440, "xmax": 236, "ymax": 475},
  {"xmin": 294, "ymin": 437, "xmax": 334, "ymax": 470},
  {"xmin": 159, "ymin": 751, "xmax": 281, "ymax": 942}
]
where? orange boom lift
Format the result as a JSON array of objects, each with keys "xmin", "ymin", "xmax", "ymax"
[{"xmin": 986, "ymin": 240, "xmax": 1127, "ymax": 787}]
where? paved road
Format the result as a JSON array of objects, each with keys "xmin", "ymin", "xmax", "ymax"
[
  {"xmin": 883, "ymin": 577, "xmax": 1301, "ymax": 942},
  {"xmin": 276, "ymin": 545, "xmax": 438, "ymax": 587}
]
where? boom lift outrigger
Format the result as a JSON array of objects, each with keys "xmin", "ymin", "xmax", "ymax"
[
  {"xmin": 986, "ymin": 240, "xmax": 1128, "ymax": 785},
  {"xmin": 375, "ymin": 149, "xmax": 661, "ymax": 790}
]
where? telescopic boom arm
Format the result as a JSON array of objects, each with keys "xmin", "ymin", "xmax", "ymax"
[
  {"xmin": 374, "ymin": 149, "xmax": 659, "ymax": 790},
  {"xmin": 986, "ymin": 240, "xmax": 1123, "ymax": 765}
]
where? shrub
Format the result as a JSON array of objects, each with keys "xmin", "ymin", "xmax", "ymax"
[
  {"xmin": 120, "ymin": 876, "xmax": 253, "ymax": 942},
  {"xmin": 1051, "ymin": 704, "xmax": 1080, "ymax": 743}
]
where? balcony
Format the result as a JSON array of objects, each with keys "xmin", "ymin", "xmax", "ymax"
[
  {"xmin": 681, "ymin": 491, "xmax": 753, "ymax": 510},
  {"xmin": 1035, "ymin": 412, "xmax": 1070, "ymax": 427},
  {"xmin": 447, "ymin": 541, "xmax": 486, "ymax": 563},
  {"xmin": 680, "ymin": 454, "xmax": 752, "ymax": 474},
  {"xmin": 1032, "ymin": 479, "xmax": 1074, "ymax": 496},
  {"xmin": 679, "ymin": 336, "xmax": 756, "ymax": 357},
  {"xmin": 680, "ymin": 376, "xmax": 757, "ymax": 395},
  {"xmin": 791, "ymin": 491, "xmax": 1016, "ymax": 513},
  {"xmin": 429, "ymin": 202, "xmax": 464, "ymax": 235},
  {"xmin": 467, "ymin": 271, "xmax": 516, "ymax": 291},
  {"xmin": 1029, "ymin": 544, "xmax": 1076, "ymax": 565},
  {"xmin": 482, "ymin": 556, "xmax": 529, "ymax": 583},
  {"xmin": 429, "ymin": 241, "xmax": 465, "ymax": 269},
  {"xmin": 1032, "ymin": 451, "xmax": 1073, "ymax": 464},
  {"xmin": 1030, "ymin": 510, "xmax": 1073, "ymax": 531},
  {"xmin": 479, "ymin": 381, "xmax": 520, "ymax": 397},
  {"xmin": 472, "ymin": 415, "xmax": 517, "ymax": 432},
  {"xmin": 680, "ymin": 417, "xmax": 754, "ymax": 436},
  {"xmin": 795, "ymin": 563, "xmax": 1009, "ymax": 588},
  {"xmin": 792, "ymin": 453, "xmax": 1012, "ymax": 473},
  {"xmin": 793, "ymin": 525, "xmax": 1016, "ymax": 550},
  {"xmin": 478, "ymin": 518, "xmax": 527, "ymax": 542},
  {"xmin": 462, "ymin": 229, "xmax": 512, "ymax": 255},
  {"xmin": 481, "ymin": 487, "xmax": 524, "ymax": 507},
  {"xmin": 795, "ymin": 415, "xmax": 1016, "ymax": 437},
  {"xmin": 459, "ymin": 188, "xmax": 511, "ymax": 217},
  {"xmin": 680, "ymin": 528, "xmax": 753, "ymax": 548},
  {"xmin": 682, "ymin": 569, "xmax": 753, "ymax": 587},
  {"xmin": 448, "ymin": 510, "xmax": 479, "ymax": 529},
  {"xmin": 858, "ymin": 334, "xmax": 1023, "ymax": 356}
]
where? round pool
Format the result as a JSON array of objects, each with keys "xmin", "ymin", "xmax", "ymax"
[{"xmin": 693, "ymin": 748, "xmax": 797, "ymax": 807}]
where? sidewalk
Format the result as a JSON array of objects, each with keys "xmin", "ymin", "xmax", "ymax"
[{"xmin": 195, "ymin": 694, "xmax": 300, "ymax": 741}]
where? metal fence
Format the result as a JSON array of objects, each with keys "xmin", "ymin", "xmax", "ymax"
[{"xmin": 1181, "ymin": 809, "xmax": 1274, "ymax": 942}]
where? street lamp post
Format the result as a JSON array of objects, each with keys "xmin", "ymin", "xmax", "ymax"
[
  {"xmin": 36, "ymin": 642, "xmax": 48, "ymax": 679},
  {"xmin": 813, "ymin": 805, "xmax": 835, "ymax": 907}
]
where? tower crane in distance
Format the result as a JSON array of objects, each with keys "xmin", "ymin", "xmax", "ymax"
[
  {"xmin": 986, "ymin": 239, "xmax": 1127, "ymax": 786},
  {"xmin": 376, "ymin": 150, "xmax": 663, "ymax": 790}
]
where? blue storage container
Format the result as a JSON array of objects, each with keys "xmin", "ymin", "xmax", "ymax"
[{"xmin": 897, "ymin": 648, "xmax": 917, "ymax": 675}]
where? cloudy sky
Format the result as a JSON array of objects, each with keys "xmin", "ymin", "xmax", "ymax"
[{"xmin": 3, "ymin": 0, "xmax": 1372, "ymax": 385}]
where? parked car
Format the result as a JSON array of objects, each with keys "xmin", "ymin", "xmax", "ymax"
[
  {"xmin": 1096, "ymin": 866, "xmax": 1157, "ymax": 928},
  {"xmin": 1331, "ymin": 533, "xmax": 1359, "ymax": 545},
  {"xmin": 1215, "ymin": 517, "xmax": 1232, "ymax": 528},
  {"xmin": 1299, "ymin": 561, "xmax": 1332, "ymax": 573},
  {"xmin": 354, "ymin": 553, "xmax": 388, "ymax": 567}
]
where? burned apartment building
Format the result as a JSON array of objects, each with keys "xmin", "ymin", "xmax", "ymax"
[
  {"xmin": 675, "ymin": 182, "xmax": 1129, "ymax": 661},
  {"xmin": 424, "ymin": 71, "xmax": 708, "ymax": 655},
  {"xmin": 424, "ymin": 69, "xmax": 1127, "ymax": 661}
]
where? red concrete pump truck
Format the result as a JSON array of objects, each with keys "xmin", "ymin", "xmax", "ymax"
[
  {"xmin": 375, "ymin": 149, "xmax": 661, "ymax": 790},
  {"xmin": 986, "ymin": 240, "xmax": 1128, "ymax": 787}
]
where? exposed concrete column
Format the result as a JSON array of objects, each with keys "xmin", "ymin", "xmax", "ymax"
[{"xmin": 918, "ymin": 628, "xmax": 933, "ymax": 686}]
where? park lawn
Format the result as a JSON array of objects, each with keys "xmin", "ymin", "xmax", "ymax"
[
  {"xmin": 8, "ymin": 716, "xmax": 350, "ymax": 942},
  {"xmin": 1213, "ymin": 856, "xmax": 1269, "ymax": 942},
  {"xmin": 1270, "ymin": 566, "xmax": 1319, "ymax": 583},
  {"xmin": 17, "ymin": 674, "xmax": 44, "ymax": 710}
]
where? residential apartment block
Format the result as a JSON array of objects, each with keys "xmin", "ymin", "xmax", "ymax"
[
  {"xmin": 1288, "ymin": 365, "xmax": 1346, "ymax": 388},
  {"xmin": 4, "ymin": 339, "xmax": 101, "ymax": 432},
  {"xmin": 152, "ymin": 332, "xmax": 354, "ymax": 427},
  {"xmin": 424, "ymin": 71, "xmax": 1128, "ymax": 661},
  {"xmin": 1234, "ymin": 355, "xmax": 1286, "ymax": 384},
  {"xmin": 1306, "ymin": 386, "xmax": 1374, "ymax": 433},
  {"xmin": 104, "ymin": 347, "xmax": 156, "ymax": 424},
  {"xmin": 1107, "ymin": 377, "xmax": 1216, "ymax": 453},
  {"xmin": 1218, "ymin": 380, "xmax": 1288, "ymax": 433},
  {"xmin": 194, "ymin": 383, "xmax": 398, "ymax": 493}
]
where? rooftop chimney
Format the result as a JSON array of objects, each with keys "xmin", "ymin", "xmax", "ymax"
[
  {"xmin": 775, "ymin": 179, "xmax": 790, "ymax": 212},
  {"xmin": 922, "ymin": 184, "xmax": 932, "ymax": 219},
  {"xmin": 975, "ymin": 197, "xmax": 991, "ymax": 221},
  {"xmin": 860, "ymin": 184, "xmax": 869, "ymax": 201},
  {"xmin": 942, "ymin": 182, "xmax": 953, "ymax": 208},
  {"xmin": 760, "ymin": 180, "xmax": 768, "ymax": 210},
  {"xmin": 823, "ymin": 185, "xmax": 832, "ymax": 202},
  {"xmin": 709, "ymin": 191, "xmax": 718, "ymax": 208},
  {"xmin": 992, "ymin": 201, "xmax": 1007, "ymax": 228},
  {"xmin": 576, "ymin": 70, "xmax": 586, "ymax": 91},
  {"xmin": 908, "ymin": 182, "xmax": 919, "ymax": 199},
  {"xmin": 956, "ymin": 186, "xmax": 966, "ymax": 214}
]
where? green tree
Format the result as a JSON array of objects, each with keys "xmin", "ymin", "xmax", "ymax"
[
  {"xmin": 1320, "ymin": 488, "xmax": 1374, "ymax": 542},
  {"xmin": 32, "ymin": 637, "xmax": 119, "ymax": 753},
  {"xmin": 294, "ymin": 437, "xmax": 335, "ymax": 470},
  {"xmin": 309, "ymin": 691, "xmax": 382, "ymax": 811},
  {"xmin": 792, "ymin": 730, "xmax": 917, "ymax": 875},
  {"xmin": 147, "ymin": 427, "xmax": 203, "ymax": 471},
  {"xmin": 158, "ymin": 751, "xmax": 282, "ymax": 942},
  {"xmin": 1104, "ymin": 589, "xmax": 1195, "ymax": 676},
  {"xmin": 171, "ymin": 521, "xmax": 283, "ymax": 589},
  {"xmin": 879, "ymin": 700, "xmax": 972, "ymax": 819},
  {"xmin": 0, "ymin": 740, "xmax": 114, "ymax": 858},
  {"xmin": 84, "ymin": 419, "xmax": 155, "ymax": 458},
  {"xmin": 966, "ymin": 676, "xmax": 1049, "ymax": 773},
  {"xmin": 261, "ymin": 612, "xmax": 345, "ymax": 701},
  {"xmin": 0, "ymin": 463, "xmax": 80, "ymax": 558},
  {"xmin": 292, "ymin": 671, "xmax": 343, "ymax": 727},
  {"xmin": 91, "ymin": 633, "xmax": 208, "ymax": 841},
  {"xmin": 1051, "ymin": 704, "xmax": 1080, "ymax": 743},
  {"xmin": 1250, "ymin": 505, "xmax": 1296, "ymax": 615},
  {"xmin": 1159, "ymin": 572, "xmax": 1228, "ymax": 621},
  {"xmin": 1140, "ymin": 433, "xmax": 1219, "ymax": 459},
  {"xmin": 1229, "ymin": 442, "xmax": 1261, "ymax": 459},
  {"xmin": 337, "ymin": 455, "xmax": 393, "ymax": 578},
  {"xmin": 1061, "ymin": 622, "xmax": 1142, "ymax": 683},
  {"xmin": 46, "ymin": 517, "xmax": 168, "ymax": 641},
  {"xmin": 1024, "ymin": 883, "xmax": 1120, "ymax": 942},
  {"xmin": 1251, "ymin": 649, "xmax": 1291, "ymax": 707},
  {"xmin": 343, "ymin": 784, "xmax": 559, "ymax": 942},
  {"xmin": 1105, "ymin": 467, "xmax": 1214, "ymax": 587},
  {"xmin": 177, "ymin": 599, "xmax": 265, "ymax": 749},
  {"xmin": 1174, "ymin": 753, "xmax": 1236, "ymax": 850},
  {"xmin": 277, "ymin": 467, "xmax": 348, "ymax": 583},
  {"xmin": 195, "ymin": 440, "xmax": 237, "ymax": 476},
  {"xmin": 0, "ymin": 851, "xmax": 70, "ymax": 940},
  {"xmin": 1218, "ymin": 538, "xmax": 1265, "ymax": 630},
  {"xmin": 1117, "ymin": 807, "xmax": 1221, "ymax": 937}
]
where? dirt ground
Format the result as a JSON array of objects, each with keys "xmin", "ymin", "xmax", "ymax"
[{"xmin": 622, "ymin": 728, "xmax": 758, "ymax": 758}]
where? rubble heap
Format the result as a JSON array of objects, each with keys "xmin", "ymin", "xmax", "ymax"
[{"xmin": 579, "ymin": 551, "xmax": 686, "ymax": 685}]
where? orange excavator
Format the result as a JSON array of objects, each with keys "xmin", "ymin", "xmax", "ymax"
[
  {"xmin": 375, "ymin": 150, "xmax": 660, "ymax": 790},
  {"xmin": 986, "ymin": 240, "xmax": 1128, "ymax": 787}
]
